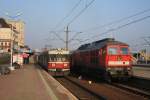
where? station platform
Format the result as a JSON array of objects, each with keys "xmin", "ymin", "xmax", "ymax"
[
  {"xmin": 133, "ymin": 66, "xmax": 150, "ymax": 79},
  {"xmin": 0, "ymin": 64, "xmax": 77, "ymax": 100}
]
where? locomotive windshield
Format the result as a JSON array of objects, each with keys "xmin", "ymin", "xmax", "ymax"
[
  {"xmin": 108, "ymin": 47, "xmax": 118, "ymax": 55},
  {"xmin": 120, "ymin": 47, "xmax": 128, "ymax": 54},
  {"xmin": 108, "ymin": 47, "xmax": 129, "ymax": 55},
  {"xmin": 49, "ymin": 54, "xmax": 69, "ymax": 62}
]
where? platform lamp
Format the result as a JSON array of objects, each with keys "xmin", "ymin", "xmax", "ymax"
[
  {"xmin": 144, "ymin": 45, "xmax": 149, "ymax": 64},
  {"xmin": 5, "ymin": 12, "xmax": 22, "ymax": 70}
]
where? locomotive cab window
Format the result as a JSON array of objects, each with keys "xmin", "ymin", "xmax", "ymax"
[
  {"xmin": 120, "ymin": 47, "xmax": 128, "ymax": 54},
  {"xmin": 108, "ymin": 47, "xmax": 118, "ymax": 55}
]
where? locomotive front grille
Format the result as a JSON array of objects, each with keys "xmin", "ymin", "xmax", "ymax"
[{"xmin": 107, "ymin": 67, "xmax": 131, "ymax": 77}]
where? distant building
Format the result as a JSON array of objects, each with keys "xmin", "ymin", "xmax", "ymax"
[
  {"xmin": 0, "ymin": 28, "xmax": 11, "ymax": 52},
  {"xmin": 0, "ymin": 18, "xmax": 25, "ymax": 52},
  {"xmin": 7, "ymin": 20, "xmax": 25, "ymax": 47}
]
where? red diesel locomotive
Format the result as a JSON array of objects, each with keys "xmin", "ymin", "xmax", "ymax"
[
  {"xmin": 71, "ymin": 38, "xmax": 133, "ymax": 82},
  {"xmin": 38, "ymin": 48, "xmax": 70, "ymax": 76}
]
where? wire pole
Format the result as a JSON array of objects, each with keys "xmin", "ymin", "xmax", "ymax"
[
  {"xmin": 10, "ymin": 24, "xmax": 14, "ymax": 70},
  {"xmin": 5, "ymin": 12, "xmax": 22, "ymax": 70},
  {"xmin": 65, "ymin": 26, "xmax": 69, "ymax": 50}
]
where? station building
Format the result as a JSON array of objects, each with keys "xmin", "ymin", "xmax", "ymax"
[{"xmin": 0, "ymin": 18, "xmax": 25, "ymax": 53}]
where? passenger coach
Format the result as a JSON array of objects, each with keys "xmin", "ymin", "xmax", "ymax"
[{"xmin": 38, "ymin": 48, "xmax": 70, "ymax": 76}]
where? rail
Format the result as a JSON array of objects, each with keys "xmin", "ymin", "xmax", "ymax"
[
  {"xmin": 110, "ymin": 76, "xmax": 150, "ymax": 99},
  {"xmin": 55, "ymin": 76, "xmax": 107, "ymax": 100}
]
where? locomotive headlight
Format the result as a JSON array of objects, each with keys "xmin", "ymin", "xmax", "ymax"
[
  {"xmin": 52, "ymin": 64, "xmax": 55, "ymax": 67},
  {"xmin": 127, "ymin": 67, "xmax": 131, "ymax": 70},
  {"xmin": 107, "ymin": 67, "xmax": 111, "ymax": 70},
  {"xmin": 64, "ymin": 64, "xmax": 67, "ymax": 67}
]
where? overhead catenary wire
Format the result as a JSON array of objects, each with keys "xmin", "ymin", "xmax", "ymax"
[
  {"xmin": 64, "ymin": 0, "xmax": 95, "ymax": 49},
  {"xmin": 50, "ymin": 0, "xmax": 95, "ymax": 44},
  {"xmin": 67, "ymin": 0, "xmax": 95, "ymax": 26},
  {"xmin": 50, "ymin": 31, "xmax": 65, "ymax": 42},
  {"xmin": 69, "ymin": 8, "xmax": 150, "ymax": 44},
  {"xmin": 63, "ymin": 0, "xmax": 95, "ymax": 50},
  {"xmin": 68, "ymin": 32, "xmax": 82, "ymax": 42},
  {"xmin": 67, "ymin": 8, "xmax": 150, "ymax": 50},
  {"xmin": 143, "ymin": 37, "xmax": 150, "ymax": 46},
  {"xmin": 49, "ymin": 0, "xmax": 83, "ymax": 48},
  {"xmin": 113, "ymin": 15, "xmax": 150, "ymax": 31},
  {"xmin": 52, "ymin": 0, "xmax": 82, "ymax": 30},
  {"xmin": 82, "ymin": 15, "xmax": 150, "ymax": 43},
  {"xmin": 83, "ymin": 8, "xmax": 150, "ymax": 32},
  {"xmin": 125, "ymin": 36, "xmax": 149, "ymax": 46}
]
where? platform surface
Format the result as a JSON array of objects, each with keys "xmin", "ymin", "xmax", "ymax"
[
  {"xmin": 133, "ymin": 66, "xmax": 150, "ymax": 79},
  {"xmin": 0, "ymin": 64, "xmax": 77, "ymax": 100}
]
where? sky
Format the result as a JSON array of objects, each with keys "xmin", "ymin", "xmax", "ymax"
[{"xmin": 0, "ymin": 0, "xmax": 150, "ymax": 52}]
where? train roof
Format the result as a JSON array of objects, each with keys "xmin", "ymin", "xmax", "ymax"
[
  {"xmin": 39, "ymin": 48, "xmax": 69, "ymax": 55},
  {"xmin": 48, "ymin": 48, "xmax": 69, "ymax": 54},
  {"xmin": 77, "ymin": 38, "xmax": 129, "ymax": 51}
]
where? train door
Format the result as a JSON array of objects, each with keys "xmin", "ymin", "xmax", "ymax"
[{"xmin": 99, "ymin": 47, "xmax": 106, "ymax": 67}]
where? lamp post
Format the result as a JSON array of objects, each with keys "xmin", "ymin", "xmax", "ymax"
[
  {"xmin": 144, "ymin": 45, "xmax": 149, "ymax": 64},
  {"xmin": 5, "ymin": 12, "xmax": 22, "ymax": 70}
]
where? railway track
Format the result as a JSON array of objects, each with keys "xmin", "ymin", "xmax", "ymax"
[
  {"xmin": 54, "ymin": 75, "xmax": 148, "ymax": 100},
  {"xmin": 111, "ymin": 76, "xmax": 150, "ymax": 98},
  {"xmin": 111, "ymin": 82, "xmax": 150, "ymax": 98},
  {"xmin": 55, "ymin": 76, "xmax": 106, "ymax": 100}
]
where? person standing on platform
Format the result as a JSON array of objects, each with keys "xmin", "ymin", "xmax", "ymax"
[{"xmin": 22, "ymin": 53, "xmax": 29, "ymax": 64}]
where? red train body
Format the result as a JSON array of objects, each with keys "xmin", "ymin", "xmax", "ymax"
[
  {"xmin": 38, "ymin": 49, "xmax": 70, "ymax": 76},
  {"xmin": 71, "ymin": 38, "xmax": 133, "ymax": 81}
]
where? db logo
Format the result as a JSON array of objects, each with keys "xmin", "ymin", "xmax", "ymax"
[{"xmin": 117, "ymin": 56, "xmax": 122, "ymax": 61}]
